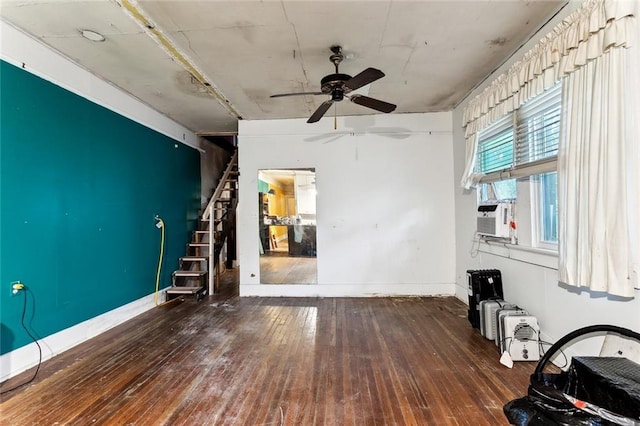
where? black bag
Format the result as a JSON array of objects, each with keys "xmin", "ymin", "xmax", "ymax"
[
  {"xmin": 504, "ymin": 325, "xmax": 640, "ymax": 426},
  {"xmin": 466, "ymin": 269, "xmax": 503, "ymax": 329}
]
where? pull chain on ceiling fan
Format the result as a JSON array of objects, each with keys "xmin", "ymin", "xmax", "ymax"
[{"xmin": 271, "ymin": 45, "xmax": 397, "ymax": 124}]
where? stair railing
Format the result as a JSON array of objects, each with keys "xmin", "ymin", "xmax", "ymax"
[
  {"xmin": 202, "ymin": 150, "xmax": 238, "ymax": 222},
  {"xmin": 203, "ymin": 150, "xmax": 238, "ymax": 294}
]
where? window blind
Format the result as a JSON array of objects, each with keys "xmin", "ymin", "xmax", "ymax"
[
  {"xmin": 477, "ymin": 82, "xmax": 561, "ymax": 183},
  {"xmin": 476, "ymin": 115, "xmax": 514, "ymax": 174},
  {"xmin": 515, "ymin": 82, "xmax": 561, "ymax": 165}
]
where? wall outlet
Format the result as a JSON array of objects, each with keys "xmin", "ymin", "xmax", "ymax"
[{"xmin": 11, "ymin": 281, "xmax": 25, "ymax": 297}]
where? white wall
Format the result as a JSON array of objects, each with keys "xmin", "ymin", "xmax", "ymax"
[
  {"xmin": 452, "ymin": 2, "xmax": 640, "ymax": 353},
  {"xmin": 238, "ymin": 113, "xmax": 456, "ymax": 297}
]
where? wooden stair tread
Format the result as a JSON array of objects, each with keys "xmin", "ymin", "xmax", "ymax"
[
  {"xmin": 165, "ymin": 286, "xmax": 205, "ymax": 294},
  {"xmin": 180, "ymin": 256, "xmax": 208, "ymax": 262},
  {"xmin": 173, "ymin": 270, "xmax": 207, "ymax": 277}
]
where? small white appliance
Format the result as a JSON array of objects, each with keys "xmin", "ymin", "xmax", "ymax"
[
  {"xmin": 477, "ymin": 202, "xmax": 513, "ymax": 239},
  {"xmin": 495, "ymin": 306, "xmax": 528, "ymax": 349},
  {"xmin": 480, "ymin": 299, "xmax": 513, "ymax": 341},
  {"xmin": 501, "ymin": 316, "xmax": 540, "ymax": 361}
]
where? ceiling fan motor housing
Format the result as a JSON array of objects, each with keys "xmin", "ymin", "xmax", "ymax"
[{"xmin": 320, "ymin": 73, "xmax": 352, "ymax": 100}]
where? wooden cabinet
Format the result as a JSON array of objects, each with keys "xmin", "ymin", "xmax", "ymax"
[{"xmin": 287, "ymin": 225, "xmax": 316, "ymax": 257}]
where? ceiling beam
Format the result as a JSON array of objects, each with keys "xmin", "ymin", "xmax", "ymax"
[{"xmin": 116, "ymin": 0, "xmax": 243, "ymax": 120}]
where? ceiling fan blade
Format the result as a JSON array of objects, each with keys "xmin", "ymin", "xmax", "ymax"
[
  {"xmin": 270, "ymin": 91, "xmax": 324, "ymax": 98},
  {"xmin": 307, "ymin": 100, "xmax": 334, "ymax": 123},
  {"xmin": 349, "ymin": 94, "xmax": 396, "ymax": 113},
  {"xmin": 344, "ymin": 68, "xmax": 385, "ymax": 91}
]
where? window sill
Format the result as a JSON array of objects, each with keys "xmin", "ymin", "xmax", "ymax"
[{"xmin": 478, "ymin": 240, "xmax": 558, "ymax": 270}]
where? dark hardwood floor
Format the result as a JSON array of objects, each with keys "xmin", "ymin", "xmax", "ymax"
[{"xmin": 0, "ymin": 270, "xmax": 533, "ymax": 425}]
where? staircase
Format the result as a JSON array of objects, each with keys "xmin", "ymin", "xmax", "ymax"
[{"xmin": 165, "ymin": 150, "xmax": 238, "ymax": 301}]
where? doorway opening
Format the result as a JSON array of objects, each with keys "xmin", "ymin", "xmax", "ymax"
[{"xmin": 258, "ymin": 169, "xmax": 317, "ymax": 284}]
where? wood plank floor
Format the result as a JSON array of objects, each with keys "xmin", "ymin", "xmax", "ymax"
[
  {"xmin": 0, "ymin": 270, "xmax": 533, "ymax": 425},
  {"xmin": 260, "ymin": 255, "xmax": 317, "ymax": 284}
]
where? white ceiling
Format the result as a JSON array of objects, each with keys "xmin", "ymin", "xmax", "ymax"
[{"xmin": 0, "ymin": 0, "xmax": 567, "ymax": 134}]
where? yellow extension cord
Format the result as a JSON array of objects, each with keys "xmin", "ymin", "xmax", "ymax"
[{"xmin": 153, "ymin": 217, "xmax": 173, "ymax": 307}]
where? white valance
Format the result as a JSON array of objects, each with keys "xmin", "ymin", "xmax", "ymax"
[{"xmin": 461, "ymin": 0, "xmax": 635, "ymax": 140}]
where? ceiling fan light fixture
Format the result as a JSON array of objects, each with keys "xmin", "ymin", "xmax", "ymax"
[
  {"xmin": 80, "ymin": 29, "xmax": 106, "ymax": 42},
  {"xmin": 331, "ymin": 89, "xmax": 344, "ymax": 102}
]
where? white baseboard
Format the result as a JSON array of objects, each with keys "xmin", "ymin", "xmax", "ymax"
[
  {"xmin": 454, "ymin": 283, "xmax": 468, "ymax": 304},
  {"xmin": 0, "ymin": 289, "xmax": 167, "ymax": 382},
  {"xmin": 239, "ymin": 283, "xmax": 456, "ymax": 297}
]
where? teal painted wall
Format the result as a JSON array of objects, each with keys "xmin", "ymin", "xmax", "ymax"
[
  {"xmin": 0, "ymin": 60, "xmax": 201, "ymax": 353},
  {"xmin": 258, "ymin": 179, "xmax": 269, "ymax": 193}
]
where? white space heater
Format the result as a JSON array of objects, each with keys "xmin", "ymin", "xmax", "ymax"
[
  {"xmin": 495, "ymin": 306, "xmax": 529, "ymax": 348},
  {"xmin": 501, "ymin": 316, "xmax": 540, "ymax": 361},
  {"xmin": 480, "ymin": 299, "xmax": 514, "ymax": 341}
]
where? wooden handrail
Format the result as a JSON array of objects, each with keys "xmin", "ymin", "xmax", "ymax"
[{"xmin": 202, "ymin": 150, "xmax": 238, "ymax": 221}]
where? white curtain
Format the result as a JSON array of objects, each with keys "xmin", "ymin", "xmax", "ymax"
[
  {"xmin": 558, "ymin": 47, "xmax": 637, "ymax": 297},
  {"xmin": 460, "ymin": 134, "xmax": 480, "ymax": 190},
  {"xmin": 460, "ymin": 0, "xmax": 638, "ymax": 297},
  {"xmin": 460, "ymin": 0, "xmax": 636, "ymax": 189}
]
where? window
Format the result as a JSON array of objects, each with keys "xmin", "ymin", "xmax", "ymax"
[
  {"xmin": 515, "ymin": 83, "xmax": 561, "ymax": 166},
  {"xmin": 536, "ymin": 172, "xmax": 558, "ymax": 244},
  {"xmin": 475, "ymin": 82, "xmax": 561, "ymax": 247},
  {"xmin": 477, "ymin": 115, "xmax": 514, "ymax": 174},
  {"xmin": 478, "ymin": 180, "xmax": 517, "ymax": 202},
  {"xmin": 476, "ymin": 116, "xmax": 516, "ymax": 202}
]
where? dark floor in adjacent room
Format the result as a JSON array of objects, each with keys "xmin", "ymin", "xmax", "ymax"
[{"xmin": 0, "ymin": 269, "xmax": 533, "ymax": 425}]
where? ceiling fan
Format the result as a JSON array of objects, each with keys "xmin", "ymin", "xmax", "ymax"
[{"xmin": 270, "ymin": 45, "xmax": 397, "ymax": 123}]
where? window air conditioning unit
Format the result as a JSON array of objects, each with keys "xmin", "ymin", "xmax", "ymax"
[{"xmin": 477, "ymin": 202, "xmax": 513, "ymax": 239}]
